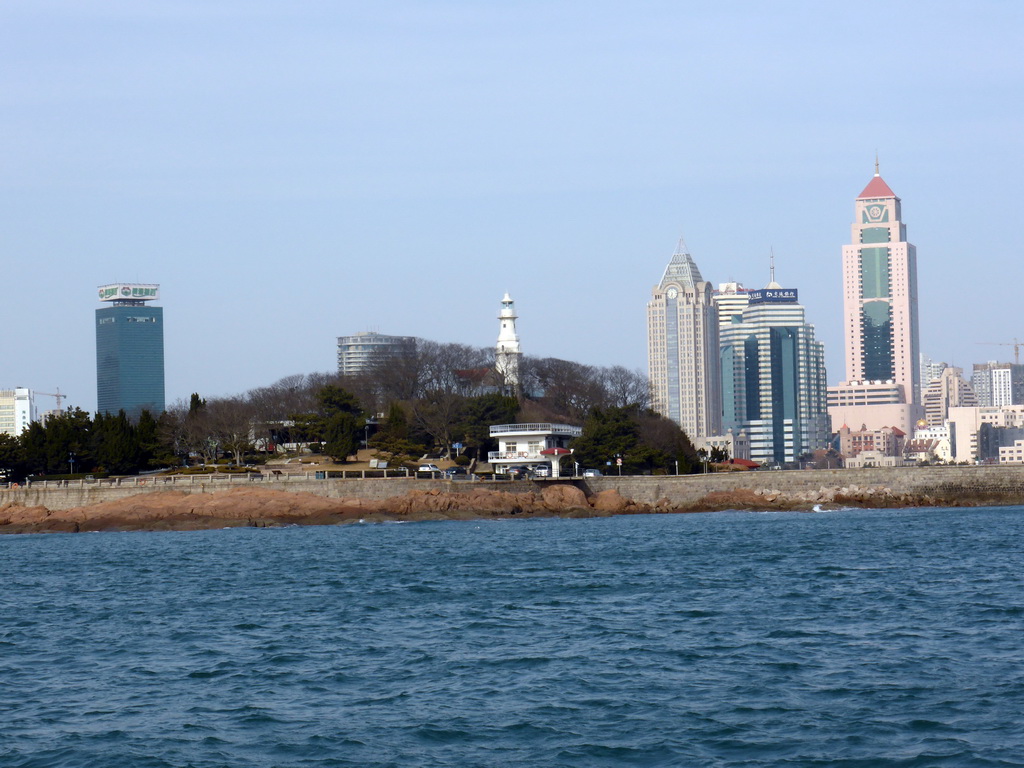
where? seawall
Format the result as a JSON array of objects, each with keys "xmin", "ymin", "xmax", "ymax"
[{"xmin": 4, "ymin": 465, "xmax": 1024, "ymax": 512}]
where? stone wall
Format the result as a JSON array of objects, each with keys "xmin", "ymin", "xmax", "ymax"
[
  {"xmin": 579, "ymin": 466, "xmax": 1024, "ymax": 506},
  {"xmin": 4, "ymin": 466, "xmax": 1024, "ymax": 512}
]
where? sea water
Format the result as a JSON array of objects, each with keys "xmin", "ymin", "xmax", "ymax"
[{"xmin": 3, "ymin": 506, "xmax": 1024, "ymax": 767}]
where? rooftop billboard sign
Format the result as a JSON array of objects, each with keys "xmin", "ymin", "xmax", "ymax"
[
  {"xmin": 98, "ymin": 284, "xmax": 160, "ymax": 302},
  {"xmin": 748, "ymin": 287, "xmax": 798, "ymax": 305}
]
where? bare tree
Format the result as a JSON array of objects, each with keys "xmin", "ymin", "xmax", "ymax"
[
  {"xmin": 523, "ymin": 356, "xmax": 605, "ymax": 421},
  {"xmin": 601, "ymin": 366, "xmax": 650, "ymax": 409},
  {"xmin": 161, "ymin": 399, "xmax": 218, "ymax": 466},
  {"xmin": 407, "ymin": 341, "xmax": 493, "ymax": 454},
  {"xmin": 246, "ymin": 373, "xmax": 340, "ymax": 452},
  {"xmin": 205, "ymin": 397, "xmax": 256, "ymax": 466}
]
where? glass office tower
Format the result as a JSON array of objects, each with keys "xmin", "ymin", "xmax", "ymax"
[{"xmin": 96, "ymin": 283, "xmax": 165, "ymax": 419}]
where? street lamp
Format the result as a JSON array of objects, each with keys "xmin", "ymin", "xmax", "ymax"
[{"xmin": 68, "ymin": 452, "xmax": 75, "ymax": 476}]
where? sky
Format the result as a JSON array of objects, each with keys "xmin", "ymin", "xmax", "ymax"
[{"xmin": 3, "ymin": 0, "xmax": 1022, "ymax": 414}]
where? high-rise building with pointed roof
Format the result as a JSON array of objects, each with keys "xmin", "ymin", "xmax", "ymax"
[
  {"xmin": 828, "ymin": 163, "xmax": 924, "ymax": 432},
  {"xmin": 841, "ymin": 162, "xmax": 921, "ymax": 403},
  {"xmin": 647, "ymin": 239, "xmax": 722, "ymax": 439}
]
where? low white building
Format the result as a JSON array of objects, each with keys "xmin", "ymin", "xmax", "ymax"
[
  {"xmin": 909, "ymin": 421, "xmax": 953, "ymax": 463},
  {"xmin": 488, "ymin": 423, "xmax": 582, "ymax": 477},
  {"xmin": 695, "ymin": 429, "xmax": 750, "ymax": 461},
  {"xmin": 844, "ymin": 450, "xmax": 914, "ymax": 468},
  {"xmin": 999, "ymin": 439, "xmax": 1024, "ymax": 465},
  {"xmin": 0, "ymin": 388, "xmax": 35, "ymax": 437},
  {"xmin": 947, "ymin": 404, "xmax": 1024, "ymax": 463}
]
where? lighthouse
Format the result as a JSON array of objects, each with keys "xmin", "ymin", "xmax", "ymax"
[{"xmin": 495, "ymin": 292, "xmax": 522, "ymax": 397}]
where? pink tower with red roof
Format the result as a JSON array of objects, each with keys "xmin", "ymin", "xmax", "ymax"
[{"xmin": 840, "ymin": 160, "xmax": 921, "ymax": 407}]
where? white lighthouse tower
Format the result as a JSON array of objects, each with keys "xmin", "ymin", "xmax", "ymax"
[{"xmin": 495, "ymin": 292, "xmax": 522, "ymax": 397}]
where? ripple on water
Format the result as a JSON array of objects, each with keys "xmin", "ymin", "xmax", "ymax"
[{"xmin": 3, "ymin": 508, "xmax": 1024, "ymax": 767}]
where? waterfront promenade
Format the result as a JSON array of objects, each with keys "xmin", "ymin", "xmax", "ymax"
[{"xmin": 4, "ymin": 465, "xmax": 1024, "ymax": 512}]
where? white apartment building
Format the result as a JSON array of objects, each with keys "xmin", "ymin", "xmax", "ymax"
[
  {"xmin": 0, "ymin": 388, "xmax": 35, "ymax": 436},
  {"xmin": 337, "ymin": 332, "xmax": 416, "ymax": 377}
]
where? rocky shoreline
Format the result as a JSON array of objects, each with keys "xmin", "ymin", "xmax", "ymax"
[{"xmin": 0, "ymin": 481, "xmax": 971, "ymax": 534}]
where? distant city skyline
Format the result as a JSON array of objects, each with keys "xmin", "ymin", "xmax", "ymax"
[{"xmin": 2, "ymin": 2, "xmax": 1021, "ymax": 412}]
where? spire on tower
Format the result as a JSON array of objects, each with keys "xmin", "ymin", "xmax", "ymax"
[
  {"xmin": 874, "ymin": 151, "xmax": 880, "ymax": 176},
  {"xmin": 766, "ymin": 247, "xmax": 782, "ymax": 289}
]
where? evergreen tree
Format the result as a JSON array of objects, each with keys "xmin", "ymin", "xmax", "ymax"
[
  {"xmin": 0, "ymin": 433, "xmax": 23, "ymax": 482},
  {"xmin": 44, "ymin": 409, "xmax": 93, "ymax": 475},
  {"xmin": 323, "ymin": 411, "xmax": 360, "ymax": 461},
  {"xmin": 368, "ymin": 402, "xmax": 426, "ymax": 459},
  {"xmin": 20, "ymin": 421, "xmax": 47, "ymax": 476},
  {"xmin": 93, "ymin": 410, "xmax": 139, "ymax": 475},
  {"xmin": 136, "ymin": 409, "xmax": 162, "ymax": 468},
  {"xmin": 316, "ymin": 385, "xmax": 362, "ymax": 416},
  {"xmin": 457, "ymin": 394, "xmax": 519, "ymax": 459},
  {"xmin": 571, "ymin": 407, "xmax": 639, "ymax": 471},
  {"xmin": 571, "ymin": 406, "xmax": 697, "ymax": 475}
]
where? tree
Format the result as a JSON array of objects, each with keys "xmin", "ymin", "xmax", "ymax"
[
  {"xmin": 0, "ymin": 433, "xmax": 23, "ymax": 482},
  {"xmin": 709, "ymin": 446, "xmax": 730, "ymax": 463},
  {"xmin": 286, "ymin": 384, "xmax": 366, "ymax": 462},
  {"xmin": 412, "ymin": 390, "xmax": 466, "ymax": 457},
  {"xmin": 136, "ymin": 409, "xmax": 167, "ymax": 468},
  {"xmin": 571, "ymin": 406, "xmax": 698, "ymax": 475},
  {"xmin": 369, "ymin": 402, "xmax": 428, "ymax": 461},
  {"xmin": 317, "ymin": 385, "xmax": 362, "ymax": 417},
  {"xmin": 601, "ymin": 366, "xmax": 650, "ymax": 409},
  {"xmin": 20, "ymin": 421, "xmax": 47, "ymax": 476},
  {"xmin": 457, "ymin": 394, "xmax": 519, "ymax": 460},
  {"xmin": 635, "ymin": 409, "xmax": 698, "ymax": 473},
  {"xmin": 205, "ymin": 397, "xmax": 256, "ymax": 466},
  {"xmin": 522, "ymin": 357, "xmax": 605, "ymax": 421},
  {"xmin": 92, "ymin": 410, "xmax": 140, "ymax": 475},
  {"xmin": 43, "ymin": 408, "xmax": 93, "ymax": 474},
  {"xmin": 404, "ymin": 341, "xmax": 493, "ymax": 455},
  {"xmin": 570, "ymin": 407, "xmax": 640, "ymax": 471},
  {"xmin": 162, "ymin": 399, "xmax": 218, "ymax": 466},
  {"xmin": 323, "ymin": 411, "xmax": 360, "ymax": 461}
]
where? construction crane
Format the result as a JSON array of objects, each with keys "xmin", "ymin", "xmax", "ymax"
[
  {"xmin": 37, "ymin": 388, "xmax": 66, "ymax": 410},
  {"xmin": 977, "ymin": 339, "xmax": 1022, "ymax": 365}
]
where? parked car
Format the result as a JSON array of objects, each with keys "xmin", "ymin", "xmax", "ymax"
[
  {"xmin": 444, "ymin": 467, "xmax": 468, "ymax": 478},
  {"xmin": 532, "ymin": 464, "xmax": 551, "ymax": 477},
  {"xmin": 506, "ymin": 465, "xmax": 530, "ymax": 479},
  {"xmin": 582, "ymin": 468, "xmax": 603, "ymax": 477},
  {"xmin": 418, "ymin": 464, "xmax": 441, "ymax": 473}
]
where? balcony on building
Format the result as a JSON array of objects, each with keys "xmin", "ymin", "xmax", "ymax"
[{"xmin": 487, "ymin": 423, "xmax": 582, "ymax": 470}]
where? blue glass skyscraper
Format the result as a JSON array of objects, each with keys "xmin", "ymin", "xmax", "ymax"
[{"xmin": 95, "ymin": 284, "xmax": 165, "ymax": 419}]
